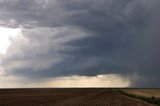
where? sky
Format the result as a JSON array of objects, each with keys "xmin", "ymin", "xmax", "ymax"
[{"xmin": 0, "ymin": 0, "xmax": 160, "ymax": 88}]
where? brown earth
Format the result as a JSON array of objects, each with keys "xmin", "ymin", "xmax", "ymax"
[{"xmin": 0, "ymin": 88, "xmax": 153, "ymax": 106}]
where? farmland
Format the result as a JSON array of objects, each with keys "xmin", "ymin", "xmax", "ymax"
[
  {"xmin": 122, "ymin": 89, "xmax": 160, "ymax": 98},
  {"xmin": 0, "ymin": 88, "xmax": 155, "ymax": 106},
  {"xmin": 120, "ymin": 89, "xmax": 160, "ymax": 105}
]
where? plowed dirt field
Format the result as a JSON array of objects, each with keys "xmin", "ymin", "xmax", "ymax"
[{"xmin": 0, "ymin": 89, "xmax": 153, "ymax": 106}]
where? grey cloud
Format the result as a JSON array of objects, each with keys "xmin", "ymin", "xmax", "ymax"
[
  {"xmin": 1, "ymin": 26, "xmax": 91, "ymax": 77},
  {"xmin": 0, "ymin": 0, "xmax": 160, "ymax": 87}
]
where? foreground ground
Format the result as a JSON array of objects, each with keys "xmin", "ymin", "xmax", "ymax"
[{"xmin": 0, "ymin": 88, "xmax": 154, "ymax": 106}]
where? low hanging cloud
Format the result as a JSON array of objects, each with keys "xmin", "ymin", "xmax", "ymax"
[
  {"xmin": 0, "ymin": 74, "xmax": 132, "ymax": 88},
  {"xmin": 29, "ymin": 74, "xmax": 131, "ymax": 88},
  {"xmin": 0, "ymin": 0, "xmax": 160, "ymax": 87}
]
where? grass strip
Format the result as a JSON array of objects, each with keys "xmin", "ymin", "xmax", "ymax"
[{"xmin": 118, "ymin": 90, "xmax": 160, "ymax": 106}]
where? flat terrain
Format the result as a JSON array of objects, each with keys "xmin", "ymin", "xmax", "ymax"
[
  {"xmin": 0, "ymin": 88, "xmax": 153, "ymax": 106},
  {"xmin": 122, "ymin": 89, "xmax": 160, "ymax": 98}
]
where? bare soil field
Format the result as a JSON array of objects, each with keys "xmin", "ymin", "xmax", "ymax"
[
  {"xmin": 122, "ymin": 89, "xmax": 160, "ymax": 98},
  {"xmin": 0, "ymin": 88, "xmax": 153, "ymax": 106}
]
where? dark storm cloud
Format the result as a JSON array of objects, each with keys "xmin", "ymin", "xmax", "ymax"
[{"xmin": 0, "ymin": 0, "xmax": 160, "ymax": 87}]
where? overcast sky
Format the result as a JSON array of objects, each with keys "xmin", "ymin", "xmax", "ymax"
[{"xmin": 0, "ymin": 0, "xmax": 160, "ymax": 88}]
